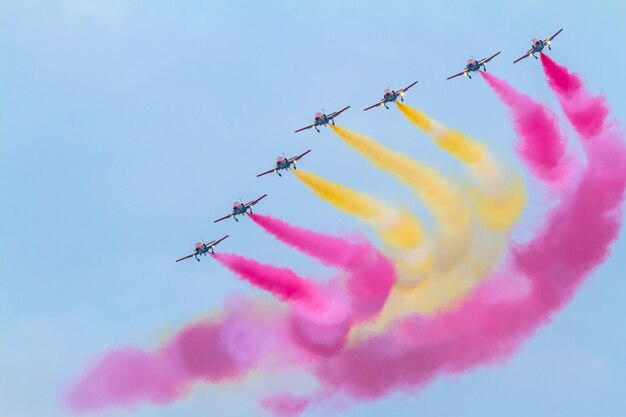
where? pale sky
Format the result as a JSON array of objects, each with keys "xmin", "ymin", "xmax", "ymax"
[{"xmin": 1, "ymin": 1, "xmax": 625, "ymax": 416}]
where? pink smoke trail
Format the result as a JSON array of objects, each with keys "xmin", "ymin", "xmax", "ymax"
[
  {"xmin": 66, "ymin": 220, "xmax": 398, "ymax": 410},
  {"xmin": 481, "ymin": 72, "xmax": 570, "ymax": 183},
  {"xmin": 66, "ymin": 297, "xmax": 291, "ymax": 412},
  {"xmin": 262, "ymin": 393, "xmax": 311, "ymax": 417},
  {"xmin": 250, "ymin": 213, "xmax": 397, "ymax": 322},
  {"xmin": 214, "ymin": 251, "xmax": 354, "ymax": 356},
  {"xmin": 214, "ymin": 253, "xmax": 325, "ymax": 310},
  {"xmin": 266, "ymin": 73, "xmax": 626, "ymax": 415},
  {"xmin": 541, "ymin": 54, "xmax": 609, "ymax": 138}
]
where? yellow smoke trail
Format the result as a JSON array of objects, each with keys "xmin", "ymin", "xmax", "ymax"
[
  {"xmin": 293, "ymin": 169, "xmax": 432, "ymax": 278},
  {"xmin": 330, "ymin": 125, "xmax": 470, "ymax": 272},
  {"xmin": 315, "ymin": 120, "xmax": 522, "ymax": 340},
  {"xmin": 350, "ymin": 232, "xmax": 507, "ymax": 341},
  {"xmin": 396, "ymin": 101, "xmax": 526, "ymax": 230},
  {"xmin": 293, "ymin": 170, "xmax": 424, "ymax": 250},
  {"xmin": 346, "ymin": 106, "xmax": 527, "ymax": 341}
]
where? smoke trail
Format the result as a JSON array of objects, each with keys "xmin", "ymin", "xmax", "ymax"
[
  {"xmin": 396, "ymin": 101, "xmax": 485, "ymax": 163},
  {"xmin": 214, "ymin": 253, "xmax": 327, "ymax": 311},
  {"xmin": 396, "ymin": 101, "xmax": 527, "ymax": 230},
  {"xmin": 350, "ymin": 231, "xmax": 506, "ymax": 339},
  {"xmin": 66, "ymin": 297, "xmax": 293, "ymax": 411},
  {"xmin": 262, "ymin": 393, "xmax": 310, "ymax": 417},
  {"xmin": 292, "ymin": 169, "xmax": 430, "ymax": 281},
  {"xmin": 292, "ymin": 169, "xmax": 425, "ymax": 251},
  {"xmin": 298, "ymin": 133, "xmax": 626, "ymax": 411},
  {"xmin": 66, "ymin": 218, "xmax": 398, "ymax": 410},
  {"xmin": 266, "ymin": 70, "xmax": 626, "ymax": 417},
  {"xmin": 330, "ymin": 125, "xmax": 470, "ymax": 270},
  {"xmin": 214, "ymin": 252, "xmax": 356, "ymax": 356},
  {"xmin": 481, "ymin": 72, "xmax": 571, "ymax": 183},
  {"xmin": 249, "ymin": 213, "xmax": 397, "ymax": 321},
  {"xmin": 541, "ymin": 54, "xmax": 608, "ymax": 138}
]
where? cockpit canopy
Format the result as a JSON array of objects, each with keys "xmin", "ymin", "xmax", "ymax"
[
  {"xmin": 533, "ymin": 38, "xmax": 540, "ymax": 44},
  {"xmin": 276, "ymin": 156, "xmax": 286, "ymax": 162},
  {"xmin": 233, "ymin": 202, "xmax": 242, "ymax": 208},
  {"xmin": 314, "ymin": 112, "xmax": 323, "ymax": 119},
  {"xmin": 195, "ymin": 242, "xmax": 203, "ymax": 249},
  {"xmin": 384, "ymin": 88, "xmax": 393, "ymax": 95},
  {"xmin": 467, "ymin": 59, "xmax": 476, "ymax": 65}
]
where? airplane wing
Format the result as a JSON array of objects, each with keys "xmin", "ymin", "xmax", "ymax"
[
  {"xmin": 545, "ymin": 28, "xmax": 563, "ymax": 43},
  {"xmin": 213, "ymin": 213, "xmax": 232, "ymax": 223},
  {"xmin": 256, "ymin": 167, "xmax": 276, "ymax": 177},
  {"xmin": 479, "ymin": 51, "xmax": 501, "ymax": 64},
  {"xmin": 513, "ymin": 50, "xmax": 533, "ymax": 64},
  {"xmin": 446, "ymin": 71, "xmax": 466, "ymax": 80},
  {"xmin": 294, "ymin": 124, "xmax": 315, "ymax": 133},
  {"xmin": 398, "ymin": 81, "xmax": 418, "ymax": 94},
  {"xmin": 245, "ymin": 193, "xmax": 268, "ymax": 207},
  {"xmin": 212, "ymin": 234, "xmax": 229, "ymax": 246},
  {"xmin": 327, "ymin": 106, "xmax": 350, "ymax": 118},
  {"xmin": 289, "ymin": 149, "xmax": 312, "ymax": 162},
  {"xmin": 175, "ymin": 253, "xmax": 195, "ymax": 263},
  {"xmin": 364, "ymin": 101, "xmax": 384, "ymax": 111}
]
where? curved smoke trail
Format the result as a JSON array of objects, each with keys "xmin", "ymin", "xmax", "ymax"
[
  {"xmin": 214, "ymin": 253, "xmax": 334, "ymax": 311},
  {"xmin": 481, "ymin": 71, "xmax": 572, "ymax": 183},
  {"xmin": 66, "ymin": 297, "xmax": 293, "ymax": 411},
  {"xmin": 541, "ymin": 54, "xmax": 608, "ymax": 139},
  {"xmin": 214, "ymin": 252, "xmax": 353, "ymax": 357},
  {"xmin": 395, "ymin": 101, "xmax": 527, "ymax": 231},
  {"xmin": 292, "ymin": 169, "xmax": 431, "ymax": 280},
  {"xmin": 65, "ymin": 61, "xmax": 624, "ymax": 417},
  {"xmin": 249, "ymin": 213, "xmax": 397, "ymax": 323},
  {"xmin": 292, "ymin": 169, "xmax": 426, "ymax": 251},
  {"xmin": 263, "ymin": 65, "xmax": 626, "ymax": 417},
  {"xmin": 65, "ymin": 219, "xmax": 397, "ymax": 410},
  {"xmin": 330, "ymin": 125, "xmax": 470, "ymax": 272}
]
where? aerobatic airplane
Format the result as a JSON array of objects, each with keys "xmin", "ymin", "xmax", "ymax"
[
  {"xmin": 294, "ymin": 106, "xmax": 350, "ymax": 133},
  {"xmin": 447, "ymin": 52, "xmax": 501, "ymax": 80},
  {"xmin": 213, "ymin": 194, "xmax": 268, "ymax": 223},
  {"xmin": 175, "ymin": 235, "xmax": 229, "ymax": 262},
  {"xmin": 513, "ymin": 28, "xmax": 563, "ymax": 63},
  {"xmin": 257, "ymin": 150, "xmax": 312, "ymax": 177},
  {"xmin": 363, "ymin": 81, "xmax": 418, "ymax": 111}
]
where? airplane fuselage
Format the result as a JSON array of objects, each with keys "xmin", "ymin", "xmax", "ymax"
[
  {"xmin": 462, "ymin": 60, "xmax": 488, "ymax": 79},
  {"xmin": 313, "ymin": 113, "xmax": 335, "ymax": 131},
  {"xmin": 466, "ymin": 61, "xmax": 483, "ymax": 73},
  {"xmin": 380, "ymin": 89, "xmax": 404, "ymax": 108},
  {"xmin": 274, "ymin": 158, "xmax": 295, "ymax": 174},
  {"xmin": 191, "ymin": 243, "xmax": 215, "ymax": 261},
  {"xmin": 269, "ymin": 158, "xmax": 294, "ymax": 176},
  {"xmin": 526, "ymin": 40, "xmax": 548, "ymax": 59},
  {"xmin": 383, "ymin": 91, "xmax": 398, "ymax": 102},
  {"xmin": 233, "ymin": 205, "xmax": 251, "ymax": 216},
  {"xmin": 228, "ymin": 203, "xmax": 253, "ymax": 221},
  {"xmin": 276, "ymin": 159, "xmax": 292, "ymax": 170}
]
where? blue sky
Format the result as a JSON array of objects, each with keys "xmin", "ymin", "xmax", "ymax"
[{"xmin": 1, "ymin": 1, "xmax": 625, "ymax": 416}]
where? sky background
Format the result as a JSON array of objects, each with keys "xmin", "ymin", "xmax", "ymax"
[{"xmin": 1, "ymin": 1, "xmax": 625, "ymax": 416}]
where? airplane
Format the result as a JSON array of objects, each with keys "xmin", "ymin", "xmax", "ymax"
[
  {"xmin": 447, "ymin": 52, "xmax": 501, "ymax": 80},
  {"xmin": 257, "ymin": 150, "xmax": 312, "ymax": 177},
  {"xmin": 294, "ymin": 106, "xmax": 350, "ymax": 133},
  {"xmin": 513, "ymin": 28, "xmax": 563, "ymax": 63},
  {"xmin": 213, "ymin": 194, "xmax": 268, "ymax": 223},
  {"xmin": 175, "ymin": 235, "xmax": 229, "ymax": 262},
  {"xmin": 364, "ymin": 81, "xmax": 418, "ymax": 111}
]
